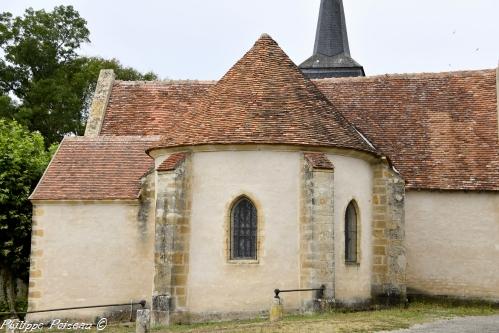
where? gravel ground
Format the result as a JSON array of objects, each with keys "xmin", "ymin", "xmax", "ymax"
[{"xmin": 383, "ymin": 315, "xmax": 499, "ymax": 333}]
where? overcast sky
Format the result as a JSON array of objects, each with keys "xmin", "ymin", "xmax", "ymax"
[{"xmin": 3, "ymin": 0, "xmax": 499, "ymax": 80}]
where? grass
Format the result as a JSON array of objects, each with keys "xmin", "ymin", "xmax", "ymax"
[{"xmin": 94, "ymin": 300, "xmax": 499, "ymax": 333}]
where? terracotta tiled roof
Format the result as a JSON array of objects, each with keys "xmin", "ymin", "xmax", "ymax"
[
  {"xmin": 30, "ymin": 136, "xmax": 160, "ymax": 200},
  {"xmin": 72, "ymin": 35, "xmax": 499, "ymax": 193},
  {"xmin": 100, "ymin": 81, "xmax": 213, "ymax": 136},
  {"xmin": 315, "ymin": 70, "xmax": 499, "ymax": 191},
  {"xmin": 150, "ymin": 34, "xmax": 377, "ymax": 154},
  {"xmin": 304, "ymin": 153, "xmax": 334, "ymax": 170},
  {"xmin": 96, "ymin": 66, "xmax": 498, "ymax": 191},
  {"xmin": 156, "ymin": 152, "xmax": 187, "ymax": 172}
]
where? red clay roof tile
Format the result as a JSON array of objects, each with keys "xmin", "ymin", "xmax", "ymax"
[
  {"xmin": 150, "ymin": 35, "xmax": 376, "ymax": 154},
  {"xmin": 98, "ymin": 68, "xmax": 498, "ymax": 191},
  {"xmin": 100, "ymin": 81, "xmax": 212, "ymax": 136},
  {"xmin": 304, "ymin": 152, "xmax": 334, "ymax": 170},
  {"xmin": 35, "ymin": 34, "xmax": 499, "ymax": 195},
  {"xmin": 30, "ymin": 136, "xmax": 160, "ymax": 200},
  {"xmin": 315, "ymin": 70, "xmax": 499, "ymax": 191},
  {"xmin": 156, "ymin": 152, "xmax": 187, "ymax": 172}
]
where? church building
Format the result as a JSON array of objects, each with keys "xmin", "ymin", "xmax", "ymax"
[{"xmin": 27, "ymin": 0, "xmax": 499, "ymax": 324}]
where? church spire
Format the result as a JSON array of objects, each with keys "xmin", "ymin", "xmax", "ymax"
[
  {"xmin": 314, "ymin": 0, "xmax": 350, "ymax": 57},
  {"xmin": 300, "ymin": 0, "xmax": 365, "ymax": 79}
]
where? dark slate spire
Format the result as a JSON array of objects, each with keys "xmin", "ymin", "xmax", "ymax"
[{"xmin": 300, "ymin": 0, "xmax": 365, "ymax": 79}]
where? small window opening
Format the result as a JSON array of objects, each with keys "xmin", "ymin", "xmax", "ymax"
[
  {"xmin": 230, "ymin": 197, "xmax": 257, "ymax": 260},
  {"xmin": 345, "ymin": 201, "xmax": 358, "ymax": 263}
]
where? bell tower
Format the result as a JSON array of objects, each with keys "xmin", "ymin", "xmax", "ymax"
[{"xmin": 300, "ymin": 0, "xmax": 365, "ymax": 79}]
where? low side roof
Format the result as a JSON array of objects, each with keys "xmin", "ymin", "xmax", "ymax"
[
  {"xmin": 30, "ymin": 136, "xmax": 160, "ymax": 200},
  {"xmin": 316, "ymin": 69, "xmax": 499, "ymax": 191}
]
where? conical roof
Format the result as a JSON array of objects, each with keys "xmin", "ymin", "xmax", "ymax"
[{"xmin": 152, "ymin": 34, "xmax": 376, "ymax": 154}]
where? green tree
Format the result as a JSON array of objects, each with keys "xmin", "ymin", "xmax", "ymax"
[
  {"xmin": 0, "ymin": 119, "xmax": 51, "ymax": 314},
  {"xmin": 0, "ymin": 6, "xmax": 157, "ymax": 146},
  {"xmin": 0, "ymin": 7, "xmax": 158, "ymax": 312}
]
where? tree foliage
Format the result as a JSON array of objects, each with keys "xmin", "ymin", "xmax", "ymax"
[
  {"xmin": 0, "ymin": 119, "xmax": 51, "ymax": 280},
  {"xmin": 0, "ymin": 6, "xmax": 158, "ymax": 312},
  {"xmin": 0, "ymin": 6, "xmax": 157, "ymax": 146}
]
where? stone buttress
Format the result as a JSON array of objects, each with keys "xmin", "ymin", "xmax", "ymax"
[
  {"xmin": 371, "ymin": 160, "xmax": 407, "ymax": 302},
  {"xmin": 299, "ymin": 152, "xmax": 335, "ymax": 309},
  {"xmin": 152, "ymin": 153, "xmax": 192, "ymax": 325}
]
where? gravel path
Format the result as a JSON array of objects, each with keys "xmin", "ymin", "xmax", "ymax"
[{"xmin": 383, "ymin": 315, "xmax": 499, "ymax": 333}]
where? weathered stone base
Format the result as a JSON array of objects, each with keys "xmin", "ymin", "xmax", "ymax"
[
  {"xmin": 151, "ymin": 295, "xmax": 171, "ymax": 326},
  {"xmin": 136, "ymin": 309, "xmax": 151, "ymax": 333},
  {"xmin": 407, "ymin": 290, "xmax": 499, "ymax": 306}
]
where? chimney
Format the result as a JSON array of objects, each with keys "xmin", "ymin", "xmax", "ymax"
[{"xmin": 84, "ymin": 69, "xmax": 115, "ymax": 137}]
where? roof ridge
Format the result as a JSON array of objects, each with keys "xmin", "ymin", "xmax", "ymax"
[
  {"xmin": 65, "ymin": 135, "xmax": 161, "ymax": 142},
  {"xmin": 114, "ymin": 79, "xmax": 216, "ymax": 86},
  {"xmin": 314, "ymin": 68, "xmax": 496, "ymax": 82}
]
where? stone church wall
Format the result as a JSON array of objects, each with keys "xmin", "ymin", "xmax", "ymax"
[
  {"xmin": 152, "ymin": 154, "xmax": 192, "ymax": 324},
  {"xmin": 299, "ymin": 154, "xmax": 335, "ymax": 309},
  {"xmin": 370, "ymin": 162, "xmax": 406, "ymax": 301},
  {"xmin": 27, "ymin": 175, "xmax": 156, "ymax": 320},
  {"xmin": 186, "ymin": 150, "xmax": 302, "ymax": 317},
  {"xmin": 327, "ymin": 154, "xmax": 374, "ymax": 305},
  {"xmin": 179, "ymin": 149, "xmax": 376, "ymax": 319},
  {"xmin": 406, "ymin": 191, "xmax": 499, "ymax": 300}
]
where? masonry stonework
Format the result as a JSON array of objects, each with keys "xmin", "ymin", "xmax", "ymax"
[
  {"xmin": 27, "ymin": 207, "xmax": 44, "ymax": 312},
  {"xmin": 371, "ymin": 161, "xmax": 407, "ymax": 301},
  {"xmin": 299, "ymin": 153, "xmax": 335, "ymax": 309},
  {"xmin": 152, "ymin": 153, "xmax": 192, "ymax": 325},
  {"xmin": 84, "ymin": 69, "xmax": 115, "ymax": 137}
]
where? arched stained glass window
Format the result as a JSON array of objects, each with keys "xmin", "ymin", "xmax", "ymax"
[
  {"xmin": 231, "ymin": 197, "xmax": 257, "ymax": 260},
  {"xmin": 345, "ymin": 201, "xmax": 358, "ymax": 263}
]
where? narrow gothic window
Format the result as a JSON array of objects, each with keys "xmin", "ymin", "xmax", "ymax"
[
  {"xmin": 345, "ymin": 201, "xmax": 358, "ymax": 263},
  {"xmin": 231, "ymin": 197, "xmax": 257, "ymax": 260}
]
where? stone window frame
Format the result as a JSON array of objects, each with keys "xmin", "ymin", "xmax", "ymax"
[
  {"xmin": 224, "ymin": 193, "xmax": 264, "ymax": 265},
  {"xmin": 344, "ymin": 199, "xmax": 361, "ymax": 266}
]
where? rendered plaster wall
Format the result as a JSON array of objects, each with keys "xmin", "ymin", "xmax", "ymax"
[
  {"xmin": 27, "ymin": 199, "xmax": 155, "ymax": 320},
  {"xmin": 187, "ymin": 150, "xmax": 302, "ymax": 315},
  {"xmin": 327, "ymin": 154, "xmax": 373, "ymax": 304},
  {"xmin": 406, "ymin": 191, "xmax": 499, "ymax": 300}
]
